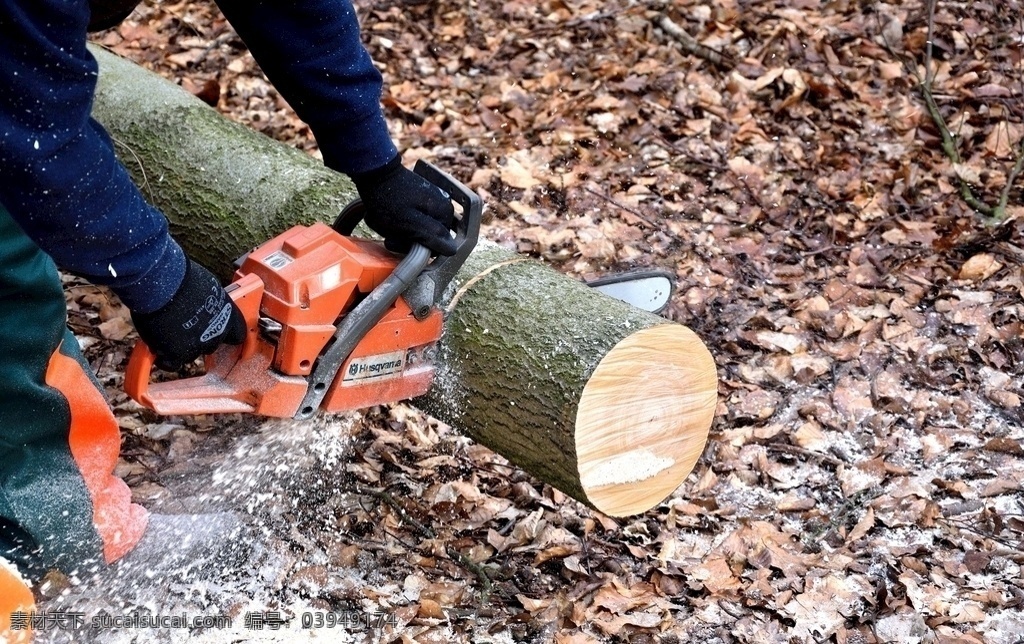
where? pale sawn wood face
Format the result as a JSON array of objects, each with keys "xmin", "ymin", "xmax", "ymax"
[{"xmin": 575, "ymin": 324, "xmax": 718, "ymax": 517}]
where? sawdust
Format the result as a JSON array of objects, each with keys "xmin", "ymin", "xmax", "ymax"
[
  {"xmin": 579, "ymin": 449, "xmax": 675, "ymax": 488},
  {"xmin": 35, "ymin": 414, "xmax": 370, "ymax": 644}
]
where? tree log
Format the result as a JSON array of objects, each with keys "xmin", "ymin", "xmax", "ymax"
[{"xmin": 90, "ymin": 47, "xmax": 718, "ymax": 517}]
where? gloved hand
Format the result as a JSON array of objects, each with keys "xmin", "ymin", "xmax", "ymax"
[
  {"xmin": 131, "ymin": 259, "xmax": 246, "ymax": 371},
  {"xmin": 351, "ymin": 155, "xmax": 458, "ymax": 256}
]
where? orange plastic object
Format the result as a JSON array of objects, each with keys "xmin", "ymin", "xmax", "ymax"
[
  {"xmin": 125, "ymin": 223, "xmax": 444, "ymax": 418},
  {"xmin": 0, "ymin": 559, "xmax": 34, "ymax": 644},
  {"xmin": 324, "ymin": 297, "xmax": 443, "ymax": 411}
]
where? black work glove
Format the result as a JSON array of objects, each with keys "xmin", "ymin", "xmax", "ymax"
[
  {"xmin": 131, "ymin": 259, "xmax": 246, "ymax": 371},
  {"xmin": 351, "ymin": 156, "xmax": 458, "ymax": 256},
  {"xmin": 87, "ymin": 0, "xmax": 141, "ymax": 32}
]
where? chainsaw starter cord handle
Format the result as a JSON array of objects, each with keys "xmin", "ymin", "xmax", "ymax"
[{"xmin": 294, "ymin": 242, "xmax": 432, "ymax": 420}]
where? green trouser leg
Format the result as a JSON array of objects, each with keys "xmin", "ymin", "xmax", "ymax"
[{"xmin": 0, "ymin": 203, "xmax": 146, "ymax": 579}]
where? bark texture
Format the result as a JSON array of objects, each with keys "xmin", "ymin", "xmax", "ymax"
[
  {"xmin": 91, "ymin": 48, "xmax": 718, "ymax": 516},
  {"xmin": 90, "ymin": 46, "xmax": 357, "ymax": 281}
]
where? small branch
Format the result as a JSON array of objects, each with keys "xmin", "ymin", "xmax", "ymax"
[
  {"xmin": 444, "ymin": 545, "xmax": 494, "ymax": 604},
  {"xmin": 940, "ymin": 516, "xmax": 1024, "ymax": 553},
  {"xmin": 382, "ymin": 527, "xmax": 419, "ymax": 551},
  {"xmin": 993, "ymin": 1, "xmax": 1024, "ymax": 222},
  {"xmin": 357, "ymin": 484, "xmax": 436, "ymax": 537},
  {"xmin": 924, "ymin": 0, "xmax": 937, "ymax": 85},
  {"xmin": 918, "ymin": 0, "xmax": 999, "ymax": 220},
  {"xmin": 919, "ymin": 84, "xmax": 995, "ymax": 217},
  {"xmin": 914, "ymin": 1, "xmax": 1019, "ymax": 224},
  {"xmin": 356, "ymin": 484, "xmax": 493, "ymax": 603},
  {"xmin": 995, "ymin": 140, "xmax": 1024, "ymax": 219},
  {"xmin": 920, "ymin": 87, "xmax": 960, "ymax": 163},
  {"xmin": 656, "ymin": 15, "xmax": 734, "ymax": 70},
  {"xmin": 582, "ymin": 186, "xmax": 659, "ymax": 229}
]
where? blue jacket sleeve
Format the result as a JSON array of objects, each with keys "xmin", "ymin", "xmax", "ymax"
[
  {"xmin": 0, "ymin": 0, "xmax": 187, "ymax": 314},
  {"xmin": 214, "ymin": 0, "xmax": 399, "ymax": 176}
]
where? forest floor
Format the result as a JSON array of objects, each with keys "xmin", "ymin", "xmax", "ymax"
[{"xmin": 42, "ymin": 0, "xmax": 1024, "ymax": 642}]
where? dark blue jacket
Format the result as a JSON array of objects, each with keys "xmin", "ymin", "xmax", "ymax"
[{"xmin": 0, "ymin": 0, "xmax": 397, "ymax": 313}]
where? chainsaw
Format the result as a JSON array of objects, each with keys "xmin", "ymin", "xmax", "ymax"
[{"xmin": 124, "ymin": 161, "xmax": 481, "ymax": 421}]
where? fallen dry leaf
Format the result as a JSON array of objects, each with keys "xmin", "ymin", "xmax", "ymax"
[
  {"xmin": 958, "ymin": 253, "xmax": 1003, "ymax": 281},
  {"xmin": 97, "ymin": 317, "xmax": 134, "ymax": 341}
]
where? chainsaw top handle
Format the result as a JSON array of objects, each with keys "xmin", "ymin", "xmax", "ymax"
[
  {"xmin": 294, "ymin": 161, "xmax": 481, "ymax": 420},
  {"xmin": 334, "ymin": 160, "xmax": 482, "ymax": 317}
]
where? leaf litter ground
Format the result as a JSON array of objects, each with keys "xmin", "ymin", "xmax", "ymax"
[{"xmin": 37, "ymin": 0, "xmax": 1024, "ymax": 642}]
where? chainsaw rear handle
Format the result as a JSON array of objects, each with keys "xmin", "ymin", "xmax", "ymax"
[
  {"xmin": 124, "ymin": 274, "xmax": 264, "ymax": 415},
  {"xmin": 334, "ymin": 160, "xmax": 481, "ymax": 316}
]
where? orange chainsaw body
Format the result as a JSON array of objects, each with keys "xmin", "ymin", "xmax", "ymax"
[{"xmin": 125, "ymin": 222, "xmax": 442, "ymax": 417}]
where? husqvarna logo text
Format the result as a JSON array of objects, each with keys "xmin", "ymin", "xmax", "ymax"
[{"xmin": 342, "ymin": 351, "xmax": 405, "ymax": 386}]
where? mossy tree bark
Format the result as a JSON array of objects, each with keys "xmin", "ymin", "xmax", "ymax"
[
  {"xmin": 91, "ymin": 47, "xmax": 718, "ymax": 517},
  {"xmin": 90, "ymin": 46, "xmax": 356, "ymax": 281}
]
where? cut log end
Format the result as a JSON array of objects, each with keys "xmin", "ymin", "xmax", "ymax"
[{"xmin": 575, "ymin": 324, "xmax": 718, "ymax": 517}]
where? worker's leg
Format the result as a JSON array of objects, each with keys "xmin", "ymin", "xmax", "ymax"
[{"xmin": 0, "ymin": 203, "xmax": 148, "ymax": 584}]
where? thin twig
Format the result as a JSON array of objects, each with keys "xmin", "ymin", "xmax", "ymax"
[
  {"xmin": 765, "ymin": 443, "xmax": 845, "ymax": 468},
  {"xmin": 997, "ymin": 140, "xmax": 1024, "ymax": 216},
  {"xmin": 919, "ymin": 82, "xmax": 995, "ymax": 217},
  {"xmin": 382, "ymin": 527, "xmax": 419, "ymax": 551},
  {"xmin": 656, "ymin": 15, "xmax": 734, "ymax": 70},
  {"xmin": 940, "ymin": 516, "xmax": 1024, "ymax": 553},
  {"xmin": 652, "ymin": 134, "xmax": 728, "ymax": 172},
  {"xmin": 194, "ymin": 30, "xmax": 240, "ymax": 67},
  {"xmin": 920, "ymin": 0, "xmax": 993, "ymax": 216},
  {"xmin": 799, "ymin": 244, "xmax": 849, "ymax": 257},
  {"xmin": 918, "ymin": 0, "xmax": 1006, "ymax": 219},
  {"xmin": 444, "ymin": 545, "xmax": 494, "ymax": 605},
  {"xmin": 357, "ymin": 484, "xmax": 436, "ymax": 537},
  {"xmin": 356, "ymin": 484, "xmax": 494, "ymax": 603},
  {"xmin": 924, "ymin": 0, "xmax": 937, "ymax": 86},
  {"xmin": 582, "ymin": 186, "xmax": 659, "ymax": 229},
  {"xmin": 877, "ymin": 2, "xmax": 1021, "ymax": 222},
  {"xmin": 1000, "ymin": 3, "xmax": 1024, "ymax": 218}
]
